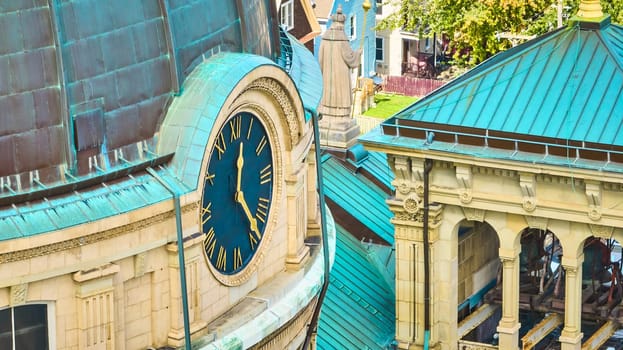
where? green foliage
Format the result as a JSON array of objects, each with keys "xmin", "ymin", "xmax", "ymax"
[{"xmin": 376, "ymin": 0, "xmax": 622, "ymax": 67}]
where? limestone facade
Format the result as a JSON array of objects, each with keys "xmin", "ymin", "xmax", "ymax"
[{"xmin": 372, "ymin": 150, "xmax": 623, "ymax": 350}]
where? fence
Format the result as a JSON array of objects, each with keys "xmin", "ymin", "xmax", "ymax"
[
  {"xmin": 381, "ymin": 75, "xmax": 445, "ymax": 97},
  {"xmin": 355, "ymin": 115, "xmax": 383, "ymax": 135}
]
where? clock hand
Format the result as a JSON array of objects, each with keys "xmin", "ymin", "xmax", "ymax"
[
  {"xmin": 235, "ymin": 142, "xmax": 261, "ymax": 239},
  {"xmin": 236, "ymin": 191, "xmax": 261, "ymax": 240},
  {"xmin": 236, "ymin": 143, "xmax": 243, "ymax": 193}
]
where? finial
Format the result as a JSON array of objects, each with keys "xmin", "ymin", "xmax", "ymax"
[
  {"xmin": 576, "ymin": 0, "xmax": 603, "ymax": 18},
  {"xmin": 362, "ymin": 0, "xmax": 371, "ymax": 12}
]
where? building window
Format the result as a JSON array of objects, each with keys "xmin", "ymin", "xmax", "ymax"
[
  {"xmin": 349, "ymin": 15, "xmax": 356, "ymax": 40},
  {"xmin": 280, "ymin": 0, "xmax": 294, "ymax": 30},
  {"xmin": 376, "ymin": 37, "xmax": 384, "ymax": 61},
  {"xmin": 0, "ymin": 304, "xmax": 49, "ymax": 350},
  {"xmin": 376, "ymin": 0, "xmax": 382, "ymax": 15}
]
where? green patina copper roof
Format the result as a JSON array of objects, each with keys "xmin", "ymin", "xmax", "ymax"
[
  {"xmin": 321, "ymin": 153, "xmax": 394, "ymax": 245},
  {"xmin": 0, "ymin": 172, "xmax": 172, "ymax": 240},
  {"xmin": 393, "ymin": 20, "xmax": 623, "ymax": 143},
  {"xmin": 284, "ymin": 32, "xmax": 323, "ymax": 119},
  {"xmin": 1, "ymin": 43, "xmax": 324, "ymax": 240},
  {"xmin": 361, "ymin": 18, "xmax": 623, "ymax": 173},
  {"xmin": 317, "ymin": 224, "xmax": 395, "ymax": 350}
]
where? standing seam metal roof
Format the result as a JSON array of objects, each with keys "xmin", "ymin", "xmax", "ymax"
[
  {"xmin": 321, "ymin": 154, "xmax": 394, "ymax": 245},
  {"xmin": 394, "ymin": 21, "xmax": 623, "ymax": 146},
  {"xmin": 317, "ymin": 224, "xmax": 395, "ymax": 350}
]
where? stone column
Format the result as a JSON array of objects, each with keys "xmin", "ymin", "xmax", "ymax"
[
  {"xmin": 497, "ymin": 248, "xmax": 521, "ymax": 350},
  {"xmin": 285, "ymin": 161, "xmax": 310, "ymax": 269},
  {"xmin": 559, "ymin": 254, "xmax": 584, "ymax": 350}
]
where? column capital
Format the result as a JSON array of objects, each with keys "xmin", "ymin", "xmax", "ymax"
[
  {"xmin": 561, "ymin": 254, "xmax": 584, "ymax": 271},
  {"xmin": 498, "ymin": 247, "xmax": 520, "ymax": 261}
]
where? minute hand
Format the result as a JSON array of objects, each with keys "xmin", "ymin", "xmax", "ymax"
[{"xmin": 237, "ymin": 191, "xmax": 261, "ymax": 240}]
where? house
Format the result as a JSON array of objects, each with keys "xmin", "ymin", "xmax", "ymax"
[
  {"xmin": 374, "ymin": 1, "xmax": 443, "ymax": 78},
  {"xmin": 278, "ymin": 0, "xmax": 321, "ymax": 51}
]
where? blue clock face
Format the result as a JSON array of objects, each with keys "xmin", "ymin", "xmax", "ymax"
[{"xmin": 201, "ymin": 112, "xmax": 273, "ymax": 276}]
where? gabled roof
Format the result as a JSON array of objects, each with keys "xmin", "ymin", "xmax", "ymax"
[
  {"xmin": 394, "ymin": 19, "xmax": 623, "ymax": 146},
  {"xmin": 317, "ymin": 224, "xmax": 395, "ymax": 350}
]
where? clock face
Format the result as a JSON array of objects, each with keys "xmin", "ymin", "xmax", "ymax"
[{"xmin": 201, "ymin": 112, "xmax": 274, "ymax": 277}]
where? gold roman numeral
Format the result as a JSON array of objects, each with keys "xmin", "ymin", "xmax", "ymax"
[
  {"xmin": 233, "ymin": 246, "xmax": 243, "ymax": 270},
  {"xmin": 259, "ymin": 164, "xmax": 272, "ymax": 185},
  {"xmin": 247, "ymin": 118, "xmax": 254, "ymax": 140},
  {"xmin": 201, "ymin": 202, "xmax": 212, "ymax": 225},
  {"xmin": 256, "ymin": 197, "xmax": 269, "ymax": 223},
  {"xmin": 203, "ymin": 227, "xmax": 216, "ymax": 259},
  {"xmin": 215, "ymin": 132, "xmax": 226, "ymax": 159},
  {"xmin": 205, "ymin": 170, "xmax": 215, "ymax": 185},
  {"xmin": 216, "ymin": 245, "xmax": 227, "ymax": 271},
  {"xmin": 229, "ymin": 115, "xmax": 241, "ymax": 142},
  {"xmin": 249, "ymin": 232, "xmax": 258, "ymax": 250},
  {"xmin": 256, "ymin": 135, "xmax": 267, "ymax": 155}
]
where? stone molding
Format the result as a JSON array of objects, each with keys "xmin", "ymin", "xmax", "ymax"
[
  {"xmin": 10, "ymin": 284, "xmax": 28, "ymax": 306},
  {"xmin": 0, "ymin": 201, "xmax": 198, "ymax": 264},
  {"xmin": 243, "ymin": 77, "xmax": 300, "ymax": 147}
]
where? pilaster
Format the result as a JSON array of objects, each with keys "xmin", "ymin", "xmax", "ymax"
[
  {"xmin": 166, "ymin": 241, "xmax": 207, "ymax": 347},
  {"xmin": 559, "ymin": 254, "xmax": 584, "ymax": 350},
  {"xmin": 306, "ymin": 147, "xmax": 321, "ymax": 237},
  {"xmin": 285, "ymin": 162, "xmax": 310, "ymax": 270},
  {"xmin": 73, "ymin": 263, "xmax": 119, "ymax": 350},
  {"xmin": 496, "ymin": 250, "xmax": 521, "ymax": 350},
  {"xmin": 391, "ymin": 195, "xmax": 443, "ymax": 350}
]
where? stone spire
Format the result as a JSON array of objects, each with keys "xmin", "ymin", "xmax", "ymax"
[{"xmin": 576, "ymin": 0, "xmax": 603, "ymax": 19}]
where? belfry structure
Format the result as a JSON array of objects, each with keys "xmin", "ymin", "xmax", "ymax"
[{"xmin": 361, "ymin": 0, "xmax": 623, "ymax": 349}]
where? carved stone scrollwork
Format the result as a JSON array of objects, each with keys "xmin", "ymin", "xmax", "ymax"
[
  {"xmin": 589, "ymin": 224, "xmax": 613, "ymax": 237},
  {"xmin": 397, "ymin": 182, "xmax": 411, "ymax": 195},
  {"xmin": 588, "ymin": 205, "xmax": 602, "ymax": 221},
  {"xmin": 403, "ymin": 193, "xmax": 421, "ymax": 214},
  {"xmin": 10, "ymin": 284, "xmax": 28, "ymax": 306},
  {"xmin": 462, "ymin": 207, "xmax": 485, "ymax": 222},
  {"xmin": 519, "ymin": 173, "xmax": 537, "ymax": 212},
  {"xmin": 247, "ymin": 78, "xmax": 300, "ymax": 147},
  {"xmin": 456, "ymin": 165, "xmax": 473, "ymax": 204},
  {"xmin": 522, "ymin": 197, "xmax": 537, "ymax": 212},
  {"xmin": 414, "ymin": 183, "xmax": 425, "ymax": 197},
  {"xmin": 525, "ymin": 215, "xmax": 548, "ymax": 230},
  {"xmin": 459, "ymin": 190, "xmax": 472, "ymax": 204},
  {"xmin": 585, "ymin": 181, "xmax": 602, "ymax": 221}
]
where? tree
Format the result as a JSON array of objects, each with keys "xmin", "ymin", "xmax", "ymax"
[{"xmin": 377, "ymin": 0, "xmax": 622, "ymax": 67}]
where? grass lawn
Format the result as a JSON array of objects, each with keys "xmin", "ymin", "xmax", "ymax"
[{"xmin": 362, "ymin": 93, "xmax": 418, "ymax": 119}]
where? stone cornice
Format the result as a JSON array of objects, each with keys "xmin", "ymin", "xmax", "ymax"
[{"xmin": 0, "ymin": 201, "xmax": 198, "ymax": 264}]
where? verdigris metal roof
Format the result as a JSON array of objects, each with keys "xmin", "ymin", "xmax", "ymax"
[
  {"xmin": 321, "ymin": 154, "xmax": 394, "ymax": 245},
  {"xmin": 0, "ymin": 172, "xmax": 172, "ymax": 240},
  {"xmin": 285, "ymin": 32, "xmax": 323, "ymax": 119},
  {"xmin": 394, "ymin": 20, "xmax": 623, "ymax": 145},
  {"xmin": 317, "ymin": 224, "xmax": 395, "ymax": 350}
]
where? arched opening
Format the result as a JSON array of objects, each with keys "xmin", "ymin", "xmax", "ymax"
[
  {"xmin": 515, "ymin": 227, "xmax": 565, "ymax": 349},
  {"xmin": 456, "ymin": 220, "xmax": 501, "ymax": 345},
  {"xmin": 579, "ymin": 236, "xmax": 623, "ymax": 348}
]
